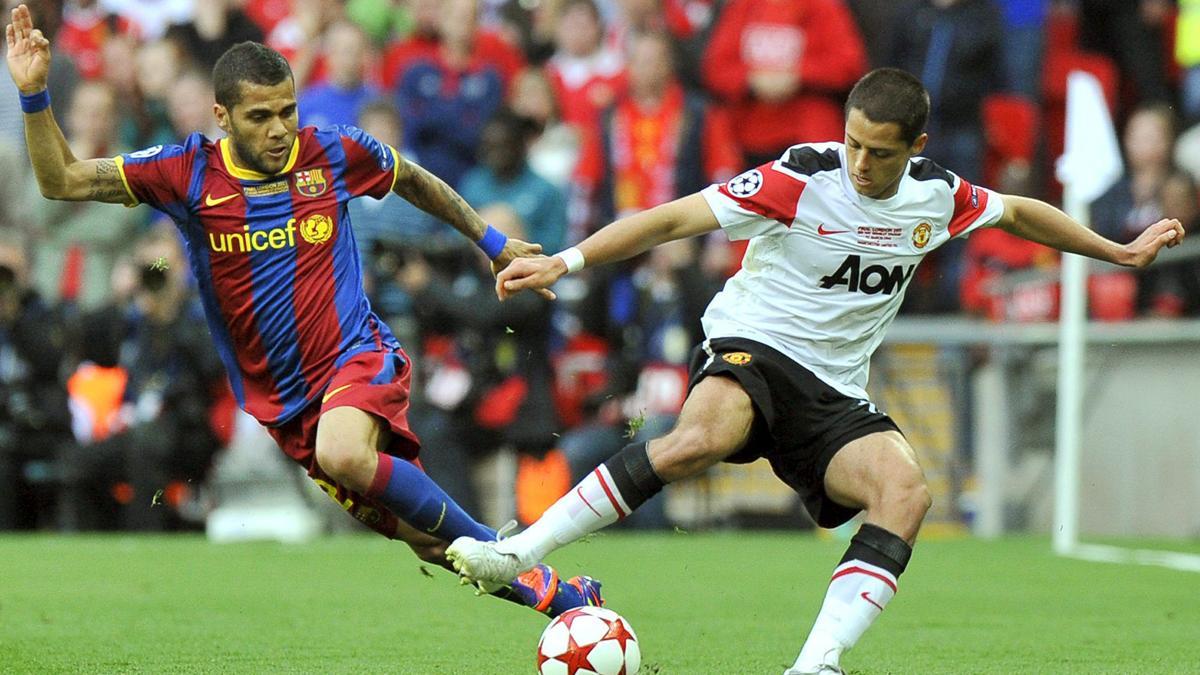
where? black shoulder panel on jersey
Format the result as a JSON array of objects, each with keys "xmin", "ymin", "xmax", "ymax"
[
  {"xmin": 908, "ymin": 158, "xmax": 955, "ymax": 187},
  {"xmin": 781, "ymin": 146, "xmax": 841, "ymax": 176}
]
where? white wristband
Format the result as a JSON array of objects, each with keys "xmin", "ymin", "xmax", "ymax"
[{"xmin": 555, "ymin": 246, "xmax": 586, "ymax": 274}]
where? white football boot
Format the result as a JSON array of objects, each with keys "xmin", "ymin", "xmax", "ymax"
[{"xmin": 447, "ymin": 520, "xmax": 540, "ymax": 589}]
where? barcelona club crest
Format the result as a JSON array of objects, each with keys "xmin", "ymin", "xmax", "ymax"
[
  {"xmin": 912, "ymin": 222, "xmax": 932, "ymax": 249},
  {"xmin": 294, "ymin": 168, "xmax": 328, "ymax": 198},
  {"xmin": 722, "ymin": 352, "xmax": 752, "ymax": 366}
]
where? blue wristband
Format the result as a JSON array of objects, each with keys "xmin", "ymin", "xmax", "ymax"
[
  {"xmin": 476, "ymin": 224, "xmax": 508, "ymax": 260},
  {"xmin": 19, "ymin": 89, "xmax": 50, "ymax": 114}
]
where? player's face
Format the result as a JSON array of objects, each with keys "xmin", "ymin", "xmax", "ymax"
[
  {"xmin": 215, "ymin": 78, "xmax": 299, "ymax": 176},
  {"xmin": 844, "ymin": 108, "xmax": 927, "ymax": 199}
]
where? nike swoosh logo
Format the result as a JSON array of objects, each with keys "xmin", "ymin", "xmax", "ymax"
[
  {"xmin": 205, "ymin": 192, "xmax": 240, "ymax": 207},
  {"xmin": 817, "ymin": 224, "xmax": 851, "ymax": 235},
  {"xmin": 322, "ymin": 384, "xmax": 353, "ymax": 404},
  {"xmin": 860, "ymin": 591, "xmax": 884, "ymax": 611}
]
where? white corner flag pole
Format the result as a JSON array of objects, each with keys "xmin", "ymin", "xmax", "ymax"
[{"xmin": 1053, "ymin": 71, "xmax": 1123, "ymax": 555}]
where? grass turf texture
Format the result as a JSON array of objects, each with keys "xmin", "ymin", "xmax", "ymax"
[{"xmin": 1, "ymin": 534, "xmax": 1197, "ymax": 674}]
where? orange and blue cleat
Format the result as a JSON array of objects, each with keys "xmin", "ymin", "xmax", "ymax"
[{"xmin": 511, "ymin": 564, "xmax": 604, "ymax": 617}]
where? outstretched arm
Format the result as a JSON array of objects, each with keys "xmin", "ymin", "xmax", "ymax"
[
  {"xmin": 495, "ymin": 192, "xmax": 721, "ymax": 300},
  {"xmin": 6, "ymin": 5, "xmax": 129, "ymax": 204},
  {"xmin": 391, "ymin": 155, "xmax": 547, "ymax": 289},
  {"xmin": 996, "ymin": 194, "xmax": 1184, "ymax": 268}
]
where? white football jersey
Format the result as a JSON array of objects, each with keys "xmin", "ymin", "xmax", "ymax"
[{"xmin": 699, "ymin": 142, "xmax": 1005, "ymax": 400}]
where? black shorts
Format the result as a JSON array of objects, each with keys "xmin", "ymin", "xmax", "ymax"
[{"xmin": 688, "ymin": 337, "xmax": 900, "ymax": 528}]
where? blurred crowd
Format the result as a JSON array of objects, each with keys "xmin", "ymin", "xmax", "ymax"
[{"xmin": 1, "ymin": 0, "xmax": 1199, "ymax": 531}]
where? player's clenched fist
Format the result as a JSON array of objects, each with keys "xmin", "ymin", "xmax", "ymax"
[
  {"xmin": 6, "ymin": 4, "xmax": 51, "ymax": 94},
  {"xmin": 495, "ymin": 256, "xmax": 566, "ymax": 302},
  {"xmin": 1123, "ymin": 218, "xmax": 1186, "ymax": 269}
]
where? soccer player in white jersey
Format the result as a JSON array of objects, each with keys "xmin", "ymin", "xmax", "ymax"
[{"xmin": 447, "ymin": 68, "xmax": 1186, "ymax": 674}]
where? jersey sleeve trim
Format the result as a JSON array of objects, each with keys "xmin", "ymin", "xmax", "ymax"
[
  {"xmin": 110, "ymin": 155, "xmax": 139, "ymax": 207},
  {"xmin": 715, "ymin": 163, "xmax": 808, "ymax": 226},
  {"xmin": 386, "ymin": 144, "xmax": 401, "ymax": 193},
  {"xmin": 948, "ymin": 177, "xmax": 1001, "ymax": 237}
]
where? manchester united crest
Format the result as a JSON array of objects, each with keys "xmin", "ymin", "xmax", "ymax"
[
  {"xmin": 722, "ymin": 352, "xmax": 752, "ymax": 366},
  {"xmin": 912, "ymin": 222, "xmax": 932, "ymax": 249},
  {"xmin": 300, "ymin": 214, "xmax": 334, "ymax": 245},
  {"xmin": 294, "ymin": 168, "xmax": 328, "ymax": 197}
]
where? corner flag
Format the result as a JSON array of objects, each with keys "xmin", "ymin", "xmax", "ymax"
[
  {"xmin": 1053, "ymin": 70, "xmax": 1123, "ymax": 556},
  {"xmin": 1056, "ymin": 71, "xmax": 1123, "ymax": 204}
]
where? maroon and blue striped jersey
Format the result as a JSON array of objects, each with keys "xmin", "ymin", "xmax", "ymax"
[{"xmin": 114, "ymin": 126, "xmax": 403, "ymax": 426}]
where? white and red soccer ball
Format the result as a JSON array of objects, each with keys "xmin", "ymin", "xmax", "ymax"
[{"xmin": 536, "ymin": 606, "xmax": 640, "ymax": 675}]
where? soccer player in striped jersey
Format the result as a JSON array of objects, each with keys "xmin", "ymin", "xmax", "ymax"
[
  {"xmin": 6, "ymin": 3, "xmax": 601, "ymax": 617},
  {"xmin": 447, "ymin": 68, "xmax": 1187, "ymax": 673}
]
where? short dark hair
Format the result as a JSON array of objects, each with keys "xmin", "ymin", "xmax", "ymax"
[
  {"xmin": 845, "ymin": 68, "xmax": 930, "ymax": 145},
  {"xmin": 212, "ymin": 42, "xmax": 293, "ymax": 109}
]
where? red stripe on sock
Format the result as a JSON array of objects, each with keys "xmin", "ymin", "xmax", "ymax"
[
  {"xmin": 367, "ymin": 452, "xmax": 394, "ymax": 497},
  {"xmin": 831, "ymin": 565, "xmax": 897, "ymax": 593},
  {"xmin": 594, "ymin": 469, "xmax": 627, "ymax": 519}
]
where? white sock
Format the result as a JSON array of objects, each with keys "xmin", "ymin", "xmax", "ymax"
[
  {"xmin": 506, "ymin": 465, "xmax": 632, "ymax": 561},
  {"xmin": 790, "ymin": 560, "xmax": 898, "ymax": 671}
]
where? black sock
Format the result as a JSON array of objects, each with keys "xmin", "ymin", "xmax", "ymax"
[
  {"xmin": 600, "ymin": 442, "xmax": 665, "ymax": 512},
  {"xmin": 838, "ymin": 523, "xmax": 912, "ymax": 578}
]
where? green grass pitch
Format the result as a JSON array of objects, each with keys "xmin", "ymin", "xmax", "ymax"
[{"xmin": 1, "ymin": 533, "xmax": 1197, "ymax": 673}]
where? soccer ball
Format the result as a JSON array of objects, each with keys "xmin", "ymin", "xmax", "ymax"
[{"xmin": 536, "ymin": 606, "xmax": 640, "ymax": 675}]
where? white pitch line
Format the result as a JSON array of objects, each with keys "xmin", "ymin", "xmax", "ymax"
[{"xmin": 1062, "ymin": 543, "xmax": 1200, "ymax": 573}]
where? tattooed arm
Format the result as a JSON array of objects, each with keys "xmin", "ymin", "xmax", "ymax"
[
  {"xmin": 392, "ymin": 155, "xmax": 488, "ymax": 241},
  {"xmin": 392, "ymin": 155, "xmax": 545, "ymax": 274},
  {"xmin": 8, "ymin": 6, "xmax": 131, "ymax": 205},
  {"xmin": 23, "ymin": 108, "xmax": 131, "ymax": 204}
]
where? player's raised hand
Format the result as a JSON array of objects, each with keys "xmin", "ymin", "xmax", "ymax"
[
  {"xmin": 490, "ymin": 238, "xmax": 556, "ymax": 300},
  {"xmin": 1122, "ymin": 218, "xmax": 1186, "ymax": 268},
  {"xmin": 495, "ymin": 256, "xmax": 566, "ymax": 302},
  {"xmin": 6, "ymin": 4, "xmax": 50, "ymax": 94}
]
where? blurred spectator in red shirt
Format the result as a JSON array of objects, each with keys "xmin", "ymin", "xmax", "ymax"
[
  {"xmin": 702, "ymin": 0, "xmax": 867, "ymax": 165},
  {"xmin": 547, "ymin": 0, "xmax": 627, "ymax": 134},
  {"xmin": 58, "ymin": 0, "xmax": 141, "ymax": 80},
  {"xmin": 580, "ymin": 30, "xmax": 740, "ymax": 226}
]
